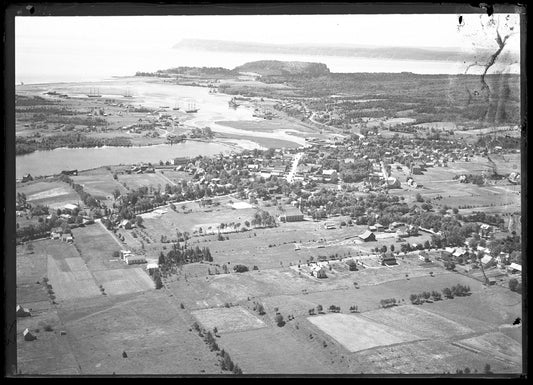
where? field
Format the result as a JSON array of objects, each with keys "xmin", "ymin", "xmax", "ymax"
[
  {"xmin": 71, "ymin": 223, "xmax": 122, "ymax": 271},
  {"xmin": 218, "ymin": 326, "xmax": 337, "ymax": 374},
  {"xmin": 92, "ymin": 268, "xmax": 154, "ymax": 296},
  {"xmin": 117, "ymin": 171, "xmax": 174, "ymax": 190},
  {"xmin": 191, "ymin": 306, "xmax": 266, "ymax": 333},
  {"xmin": 70, "ymin": 168, "xmax": 127, "ymax": 202},
  {"xmin": 47, "ymin": 255, "xmax": 102, "ymax": 300},
  {"xmin": 308, "ymin": 313, "xmax": 420, "ymax": 352},
  {"xmin": 18, "ymin": 180, "xmax": 79, "ymax": 209}
]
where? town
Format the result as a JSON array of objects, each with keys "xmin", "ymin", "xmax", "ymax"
[{"xmin": 11, "ymin": 13, "xmax": 525, "ymax": 371}]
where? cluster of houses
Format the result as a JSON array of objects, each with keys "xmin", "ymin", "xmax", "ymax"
[
  {"xmin": 129, "ymin": 163, "xmax": 156, "ymax": 174},
  {"xmin": 50, "ymin": 227, "xmax": 73, "ymax": 243}
]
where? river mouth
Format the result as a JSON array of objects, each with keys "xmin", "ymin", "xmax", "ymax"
[{"xmin": 16, "ymin": 77, "xmax": 311, "ymax": 177}]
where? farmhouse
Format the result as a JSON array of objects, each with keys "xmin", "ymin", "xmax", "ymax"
[
  {"xmin": 119, "ymin": 250, "xmax": 133, "ymax": 260},
  {"xmin": 324, "ymin": 222, "xmax": 336, "ymax": 230},
  {"xmin": 63, "ymin": 203, "xmax": 79, "ymax": 212},
  {"xmin": 358, "ymin": 230, "xmax": 376, "ymax": 242},
  {"xmin": 480, "ymin": 255, "xmax": 494, "ymax": 267},
  {"xmin": 279, "ymin": 207, "xmax": 304, "ymax": 222}
]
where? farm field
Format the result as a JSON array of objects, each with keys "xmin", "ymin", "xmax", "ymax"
[
  {"xmin": 308, "ymin": 313, "xmax": 420, "ymax": 352},
  {"xmin": 92, "ymin": 268, "xmax": 154, "ymax": 296},
  {"xmin": 18, "ymin": 180, "xmax": 80, "ymax": 209},
  {"xmin": 347, "ymin": 339, "xmax": 521, "ymax": 374}
]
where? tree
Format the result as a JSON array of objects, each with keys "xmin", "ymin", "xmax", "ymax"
[
  {"xmin": 316, "ymin": 304, "xmax": 323, "ymax": 313},
  {"xmin": 275, "ymin": 314, "xmax": 285, "ymax": 327},
  {"xmin": 135, "ymin": 215, "xmax": 143, "ymax": 227},
  {"xmin": 415, "ymin": 193, "xmax": 424, "ymax": 202},
  {"xmin": 484, "ymin": 364, "xmax": 492, "ymax": 374},
  {"xmin": 256, "ymin": 303, "xmax": 265, "ymax": 315},
  {"xmin": 509, "ymin": 278, "xmax": 519, "ymax": 292},
  {"xmin": 442, "ymin": 287, "xmax": 453, "ymax": 298},
  {"xmin": 113, "ymin": 250, "xmax": 120, "ymax": 259}
]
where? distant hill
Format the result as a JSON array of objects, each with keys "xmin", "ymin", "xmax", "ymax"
[
  {"xmin": 172, "ymin": 39, "xmax": 499, "ymax": 63},
  {"xmin": 233, "ymin": 60, "xmax": 330, "ymax": 77}
]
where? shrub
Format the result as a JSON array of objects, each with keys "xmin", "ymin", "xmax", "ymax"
[{"xmin": 43, "ymin": 324, "xmax": 53, "ymax": 332}]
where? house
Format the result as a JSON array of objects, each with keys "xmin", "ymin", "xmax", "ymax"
[
  {"xmin": 119, "ymin": 250, "xmax": 132, "ymax": 260},
  {"xmin": 418, "ymin": 251, "xmax": 430, "ymax": 262},
  {"xmin": 21, "ymin": 174, "xmax": 33, "ymax": 183},
  {"xmin": 146, "ymin": 262, "xmax": 159, "ymax": 274},
  {"xmin": 480, "ymin": 255, "xmax": 494, "ymax": 266},
  {"xmin": 125, "ymin": 255, "xmax": 147, "ymax": 265},
  {"xmin": 316, "ymin": 266, "xmax": 328, "ymax": 279},
  {"xmin": 61, "ymin": 169, "xmax": 78, "ymax": 176},
  {"xmin": 508, "ymin": 263, "xmax": 522, "ymax": 273},
  {"xmin": 62, "ymin": 233, "xmax": 74, "ymax": 243},
  {"xmin": 279, "ymin": 207, "xmax": 304, "ymax": 222},
  {"xmin": 453, "ymin": 248, "xmax": 468, "ymax": 259},
  {"xmin": 374, "ymin": 223, "xmax": 385, "ymax": 232},
  {"xmin": 324, "ymin": 222, "xmax": 336, "ymax": 230},
  {"xmin": 63, "ymin": 203, "xmax": 79, "ymax": 212},
  {"xmin": 50, "ymin": 227, "xmax": 62, "ymax": 239},
  {"xmin": 16, "ymin": 305, "xmax": 31, "ymax": 317},
  {"xmin": 23, "ymin": 328, "xmax": 37, "ymax": 341},
  {"xmin": 358, "ymin": 230, "xmax": 376, "ymax": 242},
  {"xmin": 368, "ymin": 225, "xmax": 377, "ymax": 232},
  {"xmin": 380, "ymin": 252, "xmax": 397, "ymax": 266}
]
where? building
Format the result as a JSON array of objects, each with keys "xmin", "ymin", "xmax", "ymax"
[
  {"xmin": 119, "ymin": 250, "xmax": 132, "ymax": 260},
  {"xmin": 23, "ymin": 328, "xmax": 37, "ymax": 341},
  {"xmin": 508, "ymin": 263, "xmax": 522, "ymax": 273},
  {"xmin": 418, "ymin": 251, "xmax": 430, "ymax": 262},
  {"xmin": 380, "ymin": 252, "xmax": 397, "ymax": 265},
  {"xmin": 62, "ymin": 234, "xmax": 74, "ymax": 243},
  {"xmin": 324, "ymin": 222, "xmax": 336, "ymax": 230},
  {"xmin": 125, "ymin": 255, "xmax": 147, "ymax": 265},
  {"xmin": 358, "ymin": 230, "xmax": 376, "ymax": 242},
  {"xmin": 16, "ymin": 305, "xmax": 31, "ymax": 317},
  {"xmin": 279, "ymin": 207, "xmax": 304, "ymax": 222}
]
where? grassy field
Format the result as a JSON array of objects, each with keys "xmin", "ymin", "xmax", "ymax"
[
  {"xmin": 92, "ymin": 268, "xmax": 154, "ymax": 296},
  {"xmin": 191, "ymin": 306, "xmax": 266, "ymax": 334},
  {"xmin": 454, "ymin": 332, "xmax": 522, "ymax": 366},
  {"xmin": 47, "ymin": 255, "xmax": 102, "ymax": 300},
  {"xmin": 308, "ymin": 313, "xmax": 420, "ymax": 352},
  {"xmin": 18, "ymin": 180, "xmax": 80, "ymax": 209}
]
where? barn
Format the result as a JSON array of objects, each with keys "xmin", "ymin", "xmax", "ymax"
[{"xmin": 358, "ymin": 230, "xmax": 376, "ymax": 242}]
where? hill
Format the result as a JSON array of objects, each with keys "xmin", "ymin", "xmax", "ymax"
[{"xmin": 233, "ymin": 60, "xmax": 330, "ymax": 77}]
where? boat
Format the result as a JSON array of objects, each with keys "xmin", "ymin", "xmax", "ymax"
[
  {"xmin": 172, "ymin": 99, "xmax": 180, "ymax": 110},
  {"xmin": 185, "ymin": 101, "xmax": 199, "ymax": 113},
  {"xmin": 87, "ymin": 88, "xmax": 102, "ymax": 98},
  {"xmin": 228, "ymin": 97, "xmax": 239, "ymax": 108}
]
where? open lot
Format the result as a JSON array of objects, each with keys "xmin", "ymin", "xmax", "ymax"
[
  {"xmin": 454, "ymin": 332, "xmax": 522, "ymax": 366},
  {"xmin": 191, "ymin": 306, "xmax": 266, "ymax": 334},
  {"xmin": 308, "ymin": 313, "xmax": 420, "ymax": 352}
]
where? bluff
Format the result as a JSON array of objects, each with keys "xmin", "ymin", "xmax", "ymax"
[{"xmin": 233, "ymin": 60, "xmax": 330, "ymax": 77}]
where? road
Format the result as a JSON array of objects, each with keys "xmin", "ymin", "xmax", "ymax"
[{"xmin": 287, "ymin": 152, "xmax": 304, "ymax": 183}]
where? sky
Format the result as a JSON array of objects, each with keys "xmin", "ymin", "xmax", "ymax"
[{"xmin": 15, "ymin": 14, "xmax": 521, "ymax": 83}]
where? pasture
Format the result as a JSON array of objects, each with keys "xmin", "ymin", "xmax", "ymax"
[
  {"xmin": 308, "ymin": 313, "xmax": 419, "ymax": 352},
  {"xmin": 47, "ymin": 255, "xmax": 102, "ymax": 300},
  {"xmin": 191, "ymin": 306, "xmax": 266, "ymax": 334}
]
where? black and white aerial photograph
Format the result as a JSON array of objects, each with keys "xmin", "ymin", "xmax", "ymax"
[{"xmin": 6, "ymin": 3, "xmax": 525, "ymax": 377}]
